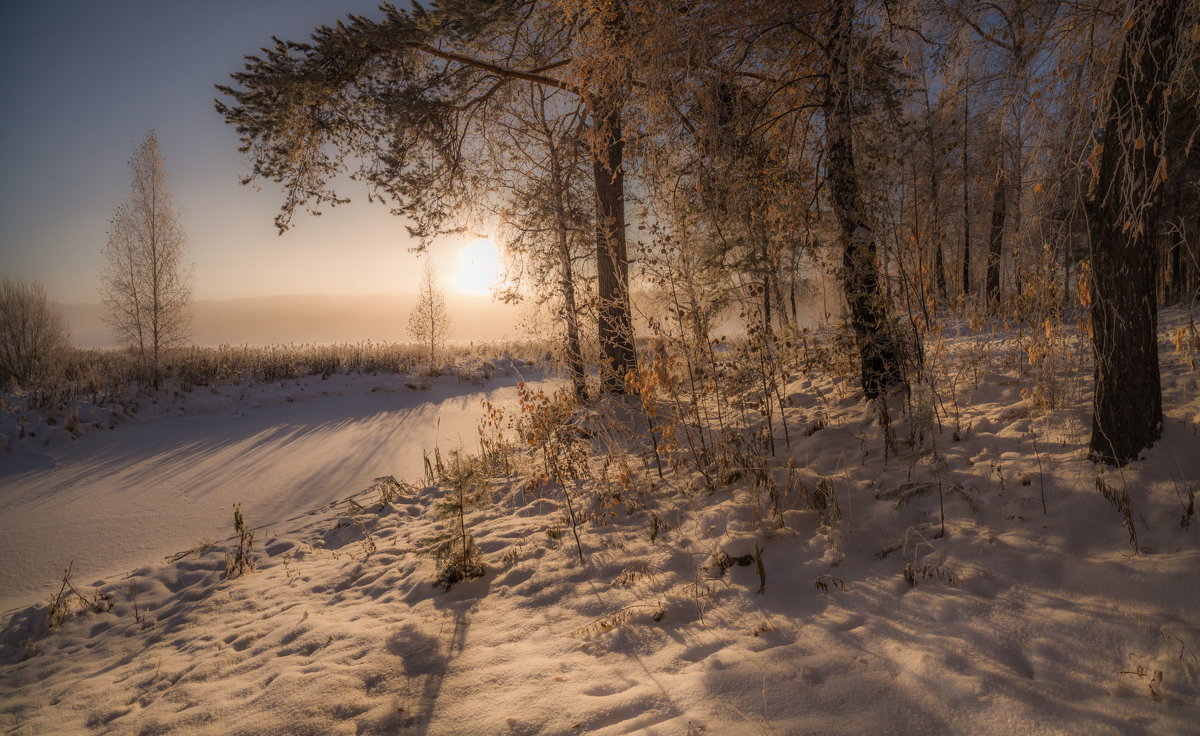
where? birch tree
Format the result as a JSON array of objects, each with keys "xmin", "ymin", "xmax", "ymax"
[
  {"xmin": 408, "ymin": 261, "xmax": 452, "ymax": 373},
  {"xmin": 101, "ymin": 131, "xmax": 191, "ymax": 386}
]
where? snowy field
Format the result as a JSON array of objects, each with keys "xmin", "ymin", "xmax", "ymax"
[
  {"xmin": 1, "ymin": 315, "xmax": 1199, "ymax": 735},
  {"xmin": 0, "ymin": 364, "xmax": 551, "ymax": 614}
]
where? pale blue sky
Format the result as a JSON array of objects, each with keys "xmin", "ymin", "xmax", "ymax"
[{"xmin": 0, "ymin": 0, "xmax": 472, "ymax": 302}]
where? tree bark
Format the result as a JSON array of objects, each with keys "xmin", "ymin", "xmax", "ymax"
[
  {"xmin": 1087, "ymin": 0, "xmax": 1182, "ymax": 465},
  {"xmin": 931, "ymin": 156, "xmax": 947, "ymax": 303},
  {"xmin": 961, "ymin": 86, "xmax": 972, "ymax": 300},
  {"xmin": 986, "ymin": 167, "xmax": 1006, "ymax": 310},
  {"xmin": 924, "ymin": 86, "xmax": 947, "ymax": 303},
  {"xmin": 547, "ymin": 150, "xmax": 588, "ymax": 402},
  {"xmin": 824, "ymin": 0, "xmax": 903, "ymax": 399},
  {"xmin": 592, "ymin": 100, "xmax": 637, "ymax": 393}
]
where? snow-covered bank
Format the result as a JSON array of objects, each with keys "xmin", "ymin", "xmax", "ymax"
[
  {"xmin": 0, "ymin": 363, "xmax": 552, "ymax": 614},
  {"xmin": 1, "ymin": 312, "xmax": 1198, "ymax": 735}
]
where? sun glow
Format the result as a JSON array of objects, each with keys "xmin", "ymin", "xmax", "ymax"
[{"xmin": 454, "ymin": 237, "xmax": 502, "ymax": 295}]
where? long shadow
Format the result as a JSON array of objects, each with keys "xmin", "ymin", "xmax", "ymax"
[
  {"xmin": 0, "ymin": 376, "xmax": 548, "ymax": 489},
  {"xmin": 386, "ymin": 583, "xmax": 489, "ymax": 735},
  {"xmin": 0, "ymin": 378, "xmax": 542, "ymax": 514},
  {"xmin": 0, "ymin": 380, "xmax": 556, "ymax": 613}
]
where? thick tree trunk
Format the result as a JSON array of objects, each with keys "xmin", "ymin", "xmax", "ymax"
[
  {"xmin": 1087, "ymin": 0, "xmax": 1182, "ymax": 465},
  {"xmin": 592, "ymin": 101, "xmax": 637, "ymax": 394},
  {"xmin": 986, "ymin": 167, "xmax": 1006, "ymax": 310},
  {"xmin": 824, "ymin": 0, "xmax": 903, "ymax": 399},
  {"xmin": 588, "ymin": 0, "xmax": 637, "ymax": 395}
]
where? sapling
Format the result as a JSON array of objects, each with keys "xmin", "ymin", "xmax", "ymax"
[
  {"xmin": 225, "ymin": 502, "xmax": 255, "ymax": 578},
  {"xmin": 1026, "ymin": 427, "xmax": 1047, "ymax": 515},
  {"xmin": 877, "ymin": 480, "xmax": 978, "ymax": 538},
  {"xmin": 431, "ymin": 451, "xmax": 487, "ymax": 590}
]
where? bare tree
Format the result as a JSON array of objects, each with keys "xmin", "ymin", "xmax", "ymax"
[
  {"xmin": 408, "ymin": 261, "xmax": 452, "ymax": 373},
  {"xmin": 102, "ymin": 131, "xmax": 191, "ymax": 387},
  {"xmin": 0, "ymin": 278, "xmax": 70, "ymax": 389}
]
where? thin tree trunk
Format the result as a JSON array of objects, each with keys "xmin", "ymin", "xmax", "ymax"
[
  {"xmin": 554, "ymin": 232, "xmax": 588, "ymax": 398},
  {"xmin": 1087, "ymin": 0, "xmax": 1182, "ymax": 465},
  {"xmin": 538, "ymin": 111, "xmax": 590, "ymax": 403},
  {"xmin": 759, "ymin": 234, "xmax": 773, "ymax": 340},
  {"xmin": 931, "ymin": 156, "xmax": 947, "ymax": 303},
  {"xmin": 986, "ymin": 167, "xmax": 1006, "ymax": 310},
  {"xmin": 961, "ymin": 86, "xmax": 972, "ymax": 301},
  {"xmin": 824, "ymin": 0, "xmax": 903, "ymax": 400}
]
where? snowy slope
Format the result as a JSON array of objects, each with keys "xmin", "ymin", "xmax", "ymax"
[{"xmin": 1, "ymin": 314, "xmax": 1198, "ymax": 735}]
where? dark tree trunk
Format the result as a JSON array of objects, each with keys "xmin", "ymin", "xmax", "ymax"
[
  {"xmin": 924, "ymin": 87, "xmax": 947, "ymax": 303},
  {"xmin": 1087, "ymin": 0, "xmax": 1182, "ymax": 465},
  {"xmin": 986, "ymin": 167, "xmax": 1007, "ymax": 309},
  {"xmin": 961, "ymin": 87, "xmax": 972, "ymax": 300},
  {"xmin": 1159, "ymin": 80, "xmax": 1200, "ymax": 304},
  {"xmin": 592, "ymin": 101, "xmax": 637, "ymax": 394},
  {"xmin": 931, "ymin": 164, "xmax": 947, "ymax": 302},
  {"xmin": 824, "ymin": 0, "xmax": 903, "ymax": 399},
  {"xmin": 760, "ymin": 235, "xmax": 773, "ymax": 340}
]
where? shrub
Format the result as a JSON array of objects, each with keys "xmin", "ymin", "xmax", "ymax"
[{"xmin": 0, "ymin": 279, "xmax": 70, "ymax": 389}]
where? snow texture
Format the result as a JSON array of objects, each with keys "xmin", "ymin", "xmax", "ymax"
[{"xmin": 1, "ymin": 314, "xmax": 1198, "ymax": 735}]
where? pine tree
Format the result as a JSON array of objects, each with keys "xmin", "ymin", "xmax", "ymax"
[
  {"xmin": 216, "ymin": 2, "xmax": 638, "ymax": 393},
  {"xmin": 1086, "ymin": 0, "xmax": 1185, "ymax": 465}
]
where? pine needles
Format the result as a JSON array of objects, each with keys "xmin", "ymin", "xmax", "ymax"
[
  {"xmin": 429, "ymin": 451, "xmax": 489, "ymax": 590},
  {"xmin": 876, "ymin": 481, "xmax": 978, "ymax": 538}
]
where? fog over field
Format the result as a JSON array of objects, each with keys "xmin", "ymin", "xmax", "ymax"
[{"xmin": 58, "ymin": 293, "xmax": 528, "ymax": 347}]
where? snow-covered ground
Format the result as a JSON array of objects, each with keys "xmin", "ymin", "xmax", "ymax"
[
  {"xmin": 0, "ymin": 363, "xmax": 550, "ymax": 614},
  {"xmin": 1, "ymin": 314, "xmax": 1198, "ymax": 735}
]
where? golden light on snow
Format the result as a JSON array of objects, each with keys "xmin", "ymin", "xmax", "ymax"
[{"xmin": 454, "ymin": 237, "xmax": 502, "ymax": 295}]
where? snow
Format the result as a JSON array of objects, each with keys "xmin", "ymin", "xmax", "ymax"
[
  {"xmin": 0, "ymin": 363, "xmax": 550, "ymax": 615},
  {"xmin": 2, "ymin": 314, "xmax": 1198, "ymax": 735}
]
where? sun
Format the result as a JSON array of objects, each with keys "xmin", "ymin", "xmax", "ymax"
[{"xmin": 454, "ymin": 237, "xmax": 502, "ymax": 295}]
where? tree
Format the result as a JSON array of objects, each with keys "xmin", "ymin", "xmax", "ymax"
[
  {"xmin": 1086, "ymin": 0, "xmax": 1186, "ymax": 465},
  {"xmin": 101, "ymin": 131, "xmax": 191, "ymax": 386},
  {"xmin": 824, "ymin": 0, "xmax": 904, "ymax": 399},
  {"xmin": 483, "ymin": 84, "xmax": 593, "ymax": 401},
  {"xmin": 216, "ymin": 2, "xmax": 639, "ymax": 394},
  {"xmin": 0, "ymin": 278, "xmax": 70, "ymax": 389},
  {"xmin": 408, "ymin": 261, "xmax": 452, "ymax": 372}
]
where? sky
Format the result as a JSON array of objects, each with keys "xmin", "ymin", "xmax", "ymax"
[{"xmin": 0, "ymin": 0, "xmax": 495, "ymax": 304}]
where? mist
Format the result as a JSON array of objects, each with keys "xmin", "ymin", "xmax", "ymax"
[{"xmin": 59, "ymin": 293, "xmax": 528, "ymax": 348}]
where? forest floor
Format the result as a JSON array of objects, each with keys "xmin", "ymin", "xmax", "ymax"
[{"xmin": 1, "ymin": 309, "xmax": 1198, "ymax": 735}]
